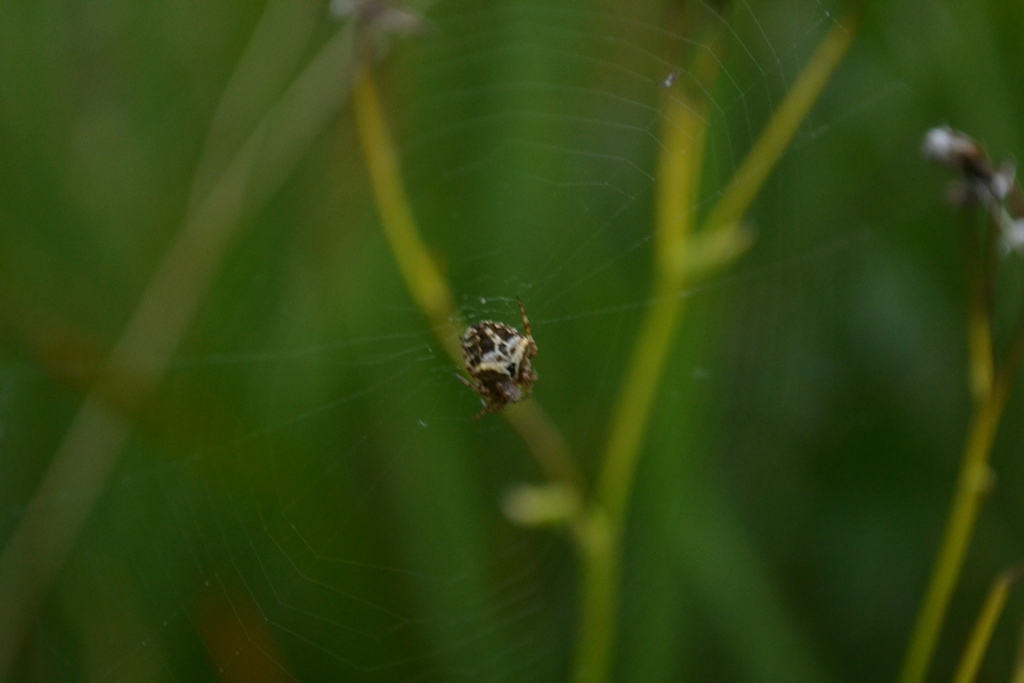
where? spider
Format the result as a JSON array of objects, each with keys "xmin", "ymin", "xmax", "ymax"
[{"xmin": 459, "ymin": 297, "xmax": 538, "ymax": 420}]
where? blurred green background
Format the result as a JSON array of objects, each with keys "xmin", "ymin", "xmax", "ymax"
[{"xmin": 3, "ymin": 0, "xmax": 1024, "ymax": 681}]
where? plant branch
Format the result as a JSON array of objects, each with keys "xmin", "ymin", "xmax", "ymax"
[
  {"xmin": 571, "ymin": 16, "xmax": 856, "ymax": 683},
  {"xmin": 351, "ymin": 66, "xmax": 582, "ymax": 491},
  {"xmin": 951, "ymin": 569, "xmax": 1021, "ymax": 683},
  {"xmin": 901, "ymin": 131, "xmax": 1024, "ymax": 683},
  {"xmin": 899, "ymin": 362, "xmax": 1008, "ymax": 683}
]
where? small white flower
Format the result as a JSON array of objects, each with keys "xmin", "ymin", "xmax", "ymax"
[{"xmin": 922, "ymin": 126, "xmax": 983, "ymax": 170}]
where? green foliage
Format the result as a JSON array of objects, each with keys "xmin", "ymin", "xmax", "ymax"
[{"xmin": 3, "ymin": 1, "xmax": 1024, "ymax": 682}]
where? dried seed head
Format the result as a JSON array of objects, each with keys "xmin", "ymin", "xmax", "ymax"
[{"xmin": 922, "ymin": 126, "xmax": 985, "ymax": 172}]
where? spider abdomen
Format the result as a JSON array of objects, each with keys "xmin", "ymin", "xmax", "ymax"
[{"xmin": 459, "ymin": 299, "xmax": 538, "ymax": 419}]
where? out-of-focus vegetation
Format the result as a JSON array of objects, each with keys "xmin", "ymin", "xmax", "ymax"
[{"xmin": 3, "ymin": 1, "xmax": 1024, "ymax": 682}]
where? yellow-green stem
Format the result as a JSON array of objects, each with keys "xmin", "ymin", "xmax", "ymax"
[
  {"xmin": 898, "ymin": 386, "xmax": 1008, "ymax": 683},
  {"xmin": 572, "ymin": 17, "xmax": 855, "ymax": 682},
  {"xmin": 964, "ymin": 210, "xmax": 994, "ymax": 403},
  {"xmin": 951, "ymin": 570, "xmax": 1020, "ymax": 683},
  {"xmin": 701, "ymin": 18, "xmax": 857, "ymax": 234},
  {"xmin": 573, "ymin": 92, "xmax": 707, "ymax": 683},
  {"xmin": 352, "ymin": 67, "xmax": 582, "ymax": 489},
  {"xmin": 1012, "ymin": 625, "xmax": 1024, "ymax": 683},
  {"xmin": 899, "ymin": 206, "xmax": 1016, "ymax": 683},
  {"xmin": 353, "ymin": 67, "xmax": 463, "ymax": 362}
]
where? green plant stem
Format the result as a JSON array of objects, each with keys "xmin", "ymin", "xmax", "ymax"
[
  {"xmin": 573, "ymin": 88, "xmax": 709, "ymax": 683},
  {"xmin": 700, "ymin": 17, "xmax": 857, "ymax": 233},
  {"xmin": 951, "ymin": 569, "xmax": 1021, "ymax": 683},
  {"xmin": 353, "ymin": 66, "xmax": 463, "ymax": 361},
  {"xmin": 898, "ymin": 384, "xmax": 1007, "ymax": 683},
  {"xmin": 1012, "ymin": 625, "xmax": 1024, "ymax": 683},
  {"xmin": 352, "ymin": 67, "xmax": 582, "ymax": 490},
  {"xmin": 571, "ymin": 17, "xmax": 855, "ymax": 683},
  {"xmin": 898, "ymin": 210, "xmax": 1016, "ymax": 683},
  {"xmin": 964, "ymin": 209, "xmax": 995, "ymax": 402}
]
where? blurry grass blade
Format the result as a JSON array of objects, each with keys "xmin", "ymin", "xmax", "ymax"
[
  {"xmin": 0, "ymin": 12, "xmax": 426, "ymax": 677},
  {"xmin": 676, "ymin": 489, "xmax": 839, "ymax": 683},
  {"xmin": 188, "ymin": 0, "xmax": 322, "ymax": 210},
  {"xmin": 951, "ymin": 570, "xmax": 1021, "ymax": 683}
]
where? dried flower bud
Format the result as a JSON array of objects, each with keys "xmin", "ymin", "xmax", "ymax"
[
  {"xmin": 330, "ymin": 0, "xmax": 428, "ymax": 36},
  {"xmin": 922, "ymin": 126, "xmax": 985, "ymax": 172},
  {"xmin": 922, "ymin": 126, "xmax": 1018, "ymax": 211}
]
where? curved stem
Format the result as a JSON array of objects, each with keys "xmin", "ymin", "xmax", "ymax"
[
  {"xmin": 352, "ymin": 67, "xmax": 581, "ymax": 489},
  {"xmin": 951, "ymin": 569, "xmax": 1022, "ymax": 683},
  {"xmin": 899, "ymin": 390, "xmax": 1007, "ymax": 683}
]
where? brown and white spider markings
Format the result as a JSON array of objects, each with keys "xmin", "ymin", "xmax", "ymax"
[{"xmin": 459, "ymin": 297, "xmax": 538, "ymax": 420}]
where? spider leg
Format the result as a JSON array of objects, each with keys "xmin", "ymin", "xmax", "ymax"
[
  {"xmin": 471, "ymin": 398, "xmax": 505, "ymax": 421},
  {"xmin": 458, "ymin": 373, "xmax": 491, "ymax": 420},
  {"xmin": 516, "ymin": 296, "xmax": 532, "ymax": 339}
]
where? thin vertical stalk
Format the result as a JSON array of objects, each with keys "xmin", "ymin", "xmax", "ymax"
[
  {"xmin": 899, "ymin": 213, "xmax": 1012, "ymax": 683},
  {"xmin": 573, "ymin": 88, "xmax": 709, "ymax": 683},
  {"xmin": 964, "ymin": 208, "xmax": 995, "ymax": 403},
  {"xmin": 950, "ymin": 569, "xmax": 1020, "ymax": 683},
  {"xmin": 1011, "ymin": 624, "xmax": 1024, "ymax": 683},
  {"xmin": 899, "ymin": 394, "xmax": 1006, "ymax": 683},
  {"xmin": 0, "ymin": 19, "xmax": 368, "ymax": 680},
  {"xmin": 571, "ymin": 17, "xmax": 855, "ymax": 682},
  {"xmin": 352, "ymin": 66, "xmax": 462, "ymax": 361}
]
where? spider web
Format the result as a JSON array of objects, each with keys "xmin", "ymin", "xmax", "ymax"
[{"xmin": 0, "ymin": 0, "xmax": 955, "ymax": 681}]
